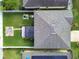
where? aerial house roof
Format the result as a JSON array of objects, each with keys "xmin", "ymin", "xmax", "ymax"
[
  {"xmin": 34, "ymin": 10, "xmax": 73, "ymax": 49},
  {"xmin": 23, "ymin": 0, "xmax": 68, "ymax": 9}
]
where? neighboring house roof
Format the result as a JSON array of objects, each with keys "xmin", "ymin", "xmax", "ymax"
[
  {"xmin": 22, "ymin": 26, "xmax": 34, "ymax": 38},
  {"xmin": 34, "ymin": 10, "xmax": 73, "ymax": 49},
  {"xmin": 22, "ymin": 51, "xmax": 71, "ymax": 59},
  {"xmin": 23, "ymin": 0, "xmax": 68, "ymax": 9}
]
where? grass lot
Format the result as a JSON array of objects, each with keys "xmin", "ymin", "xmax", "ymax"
[
  {"xmin": 71, "ymin": 42, "xmax": 79, "ymax": 59},
  {"xmin": 3, "ymin": 12, "xmax": 34, "ymax": 46},
  {"xmin": 3, "ymin": 0, "xmax": 22, "ymax": 10},
  {"xmin": 0, "ymin": 6, "xmax": 3, "ymax": 10},
  {"xmin": 72, "ymin": 0, "xmax": 79, "ymax": 30},
  {"xmin": 71, "ymin": 0, "xmax": 79, "ymax": 59},
  {"xmin": 0, "ymin": 1, "xmax": 2, "ymax": 10},
  {"xmin": 3, "ymin": 49, "xmax": 21, "ymax": 59}
]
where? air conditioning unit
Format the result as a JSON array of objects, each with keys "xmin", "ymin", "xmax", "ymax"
[
  {"xmin": 22, "ymin": 50, "xmax": 71, "ymax": 59},
  {"xmin": 23, "ymin": 0, "xmax": 68, "ymax": 9},
  {"xmin": 23, "ymin": 14, "xmax": 29, "ymax": 20},
  {"xmin": 34, "ymin": 10, "xmax": 73, "ymax": 49}
]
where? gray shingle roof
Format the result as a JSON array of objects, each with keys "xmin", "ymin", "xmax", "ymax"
[
  {"xmin": 23, "ymin": 0, "xmax": 68, "ymax": 9},
  {"xmin": 34, "ymin": 10, "xmax": 73, "ymax": 49}
]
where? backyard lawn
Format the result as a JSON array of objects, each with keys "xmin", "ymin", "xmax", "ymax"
[
  {"xmin": 72, "ymin": 0, "xmax": 79, "ymax": 30},
  {"xmin": 71, "ymin": 0, "xmax": 79, "ymax": 59},
  {"xmin": 3, "ymin": 0, "xmax": 22, "ymax": 10},
  {"xmin": 3, "ymin": 49, "xmax": 21, "ymax": 59},
  {"xmin": 0, "ymin": 1, "xmax": 2, "ymax": 10},
  {"xmin": 3, "ymin": 12, "xmax": 34, "ymax": 46},
  {"xmin": 71, "ymin": 42, "xmax": 79, "ymax": 59}
]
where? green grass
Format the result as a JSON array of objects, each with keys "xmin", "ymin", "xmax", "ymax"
[
  {"xmin": 0, "ymin": 6, "xmax": 3, "ymax": 10},
  {"xmin": 71, "ymin": 42, "xmax": 79, "ymax": 59},
  {"xmin": 71, "ymin": 0, "xmax": 79, "ymax": 58},
  {"xmin": 3, "ymin": 49, "xmax": 21, "ymax": 59},
  {"xmin": 72, "ymin": 0, "xmax": 79, "ymax": 30},
  {"xmin": 3, "ymin": 0, "xmax": 22, "ymax": 10},
  {"xmin": 3, "ymin": 12, "xmax": 34, "ymax": 46},
  {"xmin": 71, "ymin": 0, "xmax": 79, "ymax": 59},
  {"xmin": 0, "ymin": 1, "xmax": 3, "ymax": 10}
]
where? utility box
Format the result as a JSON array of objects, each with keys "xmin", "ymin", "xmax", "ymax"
[
  {"xmin": 22, "ymin": 50, "xmax": 71, "ymax": 59},
  {"xmin": 34, "ymin": 10, "xmax": 73, "ymax": 49}
]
